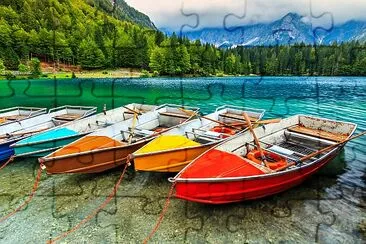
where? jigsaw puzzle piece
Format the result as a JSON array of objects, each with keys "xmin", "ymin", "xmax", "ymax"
[
  {"xmin": 179, "ymin": 1, "xmax": 200, "ymax": 37},
  {"xmin": 308, "ymin": 0, "xmax": 334, "ymax": 44},
  {"xmin": 223, "ymin": 0, "xmax": 248, "ymax": 32}
]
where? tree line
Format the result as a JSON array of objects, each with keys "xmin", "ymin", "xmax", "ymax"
[{"xmin": 1, "ymin": 0, "xmax": 366, "ymax": 77}]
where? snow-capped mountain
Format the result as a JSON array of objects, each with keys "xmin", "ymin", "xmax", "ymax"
[{"xmin": 167, "ymin": 13, "xmax": 366, "ymax": 47}]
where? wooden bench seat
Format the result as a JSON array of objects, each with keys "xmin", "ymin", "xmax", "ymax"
[
  {"xmin": 219, "ymin": 112, "xmax": 257, "ymax": 122},
  {"xmin": 158, "ymin": 112, "xmax": 191, "ymax": 119},
  {"xmin": 1, "ymin": 115, "xmax": 27, "ymax": 121},
  {"xmin": 53, "ymin": 114, "xmax": 82, "ymax": 121},
  {"xmin": 288, "ymin": 125, "xmax": 348, "ymax": 142}
]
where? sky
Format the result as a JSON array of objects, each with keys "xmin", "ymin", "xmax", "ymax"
[{"xmin": 124, "ymin": 0, "xmax": 366, "ymax": 30}]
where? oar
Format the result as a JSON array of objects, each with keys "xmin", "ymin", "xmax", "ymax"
[
  {"xmin": 243, "ymin": 112, "xmax": 269, "ymax": 167},
  {"xmin": 0, "ymin": 128, "xmax": 48, "ymax": 140},
  {"xmin": 182, "ymin": 110, "xmax": 200, "ymax": 123},
  {"xmin": 229, "ymin": 118, "xmax": 282, "ymax": 127},
  {"xmin": 122, "ymin": 105, "xmax": 142, "ymax": 115},
  {"xmin": 275, "ymin": 130, "xmax": 366, "ymax": 172},
  {"xmin": 300, "ymin": 130, "xmax": 366, "ymax": 162},
  {"xmin": 199, "ymin": 115, "xmax": 243, "ymax": 130},
  {"xmin": 127, "ymin": 112, "xmax": 138, "ymax": 144}
]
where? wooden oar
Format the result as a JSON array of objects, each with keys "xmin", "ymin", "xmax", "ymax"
[
  {"xmin": 199, "ymin": 115, "xmax": 243, "ymax": 130},
  {"xmin": 275, "ymin": 130, "xmax": 366, "ymax": 172},
  {"xmin": 300, "ymin": 130, "xmax": 366, "ymax": 162},
  {"xmin": 243, "ymin": 112, "xmax": 269, "ymax": 167},
  {"xmin": 122, "ymin": 105, "xmax": 142, "ymax": 115},
  {"xmin": 128, "ymin": 112, "xmax": 138, "ymax": 144},
  {"xmin": 0, "ymin": 128, "xmax": 48, "ymax": 140},
  {"xmin": 230, "ymin": 118, "xmax": 282, "ymax": 127},
  {"xmin": 182, "ymin": 110, "xmax": 200, "ymax": 123}
]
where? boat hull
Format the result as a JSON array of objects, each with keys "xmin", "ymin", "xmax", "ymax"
[
  {"xmin": 174, "ymin": 149, "xmax": 340, "ymax": 204},
  {"xmin": 13, "ymin": 135, "xmax": 84, "ymax": 157},
  {"xmin": 41, "ymin": 140, "xmax": 150, "ymax": 174},
  {"xmin": 0, "ymin": 142, "xmax": 15, "ymax": 162},
  {"xmin": 134, "ymin": 144, "xmax": 215, "ymax": 172}
]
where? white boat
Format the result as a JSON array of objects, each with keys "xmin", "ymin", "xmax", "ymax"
[
  {"xmin": 0, "ymin": 105, "xmax": 96, "ymax": 162},
  {"xmin": 39, "ymin": 104, "xmax": 201, "ymax": 174},
  {"xmin": 11, "ymin": 104, "xmax": 157, "ymax": 157},
  {"xmin": 0, "ymin": 106, "xmax": 46, "ymax": 125}
]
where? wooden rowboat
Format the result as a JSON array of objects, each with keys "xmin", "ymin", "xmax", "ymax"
[
  {"xmin": 0, "ymin": 107, "xmax": 46, "ymax": 125},
  {"xmin": 39, "ymin": 104, "xmax": 201, "ymax": 174},
  {"xmin": 171, "ymin": 115, "xmax": 357, "ymax": 204},
  {"xmin": 11, "ymin": 104, "xmax": 155, "ymax": 158},
  {"xmin": 131, "ymin": 105, "xmax": 265, "ymax": 172},
  {"xmin": 0, "ymin": 105, "xmax": 96, "ymax": 162}
]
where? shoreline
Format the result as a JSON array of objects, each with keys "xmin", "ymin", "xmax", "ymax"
[{"xmin": 1, "ymin": 69, "xmax": 365, "ymax": 80}]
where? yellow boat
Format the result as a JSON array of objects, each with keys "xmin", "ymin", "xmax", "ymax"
[{"xmin": 131, "ymin": 105, "xmax": 265, "ymax": 172}]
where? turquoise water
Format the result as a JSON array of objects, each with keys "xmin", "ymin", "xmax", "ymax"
[{"xmin": 0, "ymin": 77, "xmax": 365, "ymax": 243}]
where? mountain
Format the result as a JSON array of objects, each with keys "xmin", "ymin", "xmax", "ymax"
[
  {"xmin": 175, "ymin": 13, "xmax": 366, "ymax": 47},
  {"xmin": 91, "ymin": 0, "xmax": 156, "ymax": 29}
]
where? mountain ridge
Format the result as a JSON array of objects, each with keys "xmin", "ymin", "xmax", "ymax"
[{"xmin": 166, "ymin": 13, "xmax": 366, "ymax": 47}]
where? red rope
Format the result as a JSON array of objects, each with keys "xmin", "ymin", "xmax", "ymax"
[
  {"xmin": 143, "ymin": 182, "xmax": 176, "ymax": 244},
  {"xmin": 0, "ymin": 166, "xmax": 42, "ymax": 223},
  {"xmin": 0, "ymin": 156, "xmax": 15, "ymax": 172},
  {"xmin": 47, "ymin": 162, "xmax": 130, "ymax": 244}
]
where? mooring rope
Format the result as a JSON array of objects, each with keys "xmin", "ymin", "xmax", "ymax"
[
  {"xmin": 0, "ymin": 156, "xmax": 15, "ymax": 172},
  {"xmin": 47, "ymin": 161, "xmax": 130, "ymax": 244},
  {"xmin": 0, "ymin": 166, "xmax": 42, "ymax": 223},
  {"xmin": 143, "ymin": 182, "xmax": 176, "ymax": 244}
]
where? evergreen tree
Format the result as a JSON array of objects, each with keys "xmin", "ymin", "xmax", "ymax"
[{"xmin": 29, "ymin": 58, "xmax": 41, "ymax": 76}]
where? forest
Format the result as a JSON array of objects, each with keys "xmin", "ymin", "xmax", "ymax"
[{"xmin": 1, "ymin": 0, "xmax": 366, "ymax": 77}]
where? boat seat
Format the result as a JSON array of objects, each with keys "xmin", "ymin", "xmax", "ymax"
[
  {"xmin": 288, "ymin": 125, "xmax": 348, "ymax": 142},
  {"xmin": 53, "ymin": 114, "xmax": 82, "ymax": 122},
  {"xmin": 158, "ymin": 112, "xmax": 190, "ymax": 119},
  {"xmin": 219, "ymin": 112, "xmax": 257, "ymax": 122},
  {"xmin": 131, "ymin": 128, "xmax": 155, "ymax": 136},
  {"xmin": 2, "ymin": 115, "xmax": 27, "ymax": 121}
]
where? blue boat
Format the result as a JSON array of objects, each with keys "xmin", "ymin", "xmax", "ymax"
[
  {"xmin": 11, "ymin": 104, "xmax": 156, "ymax": 158},
  {"xmin": 0, "ymin": 105, "xmax": 97, "ymax": 162}
]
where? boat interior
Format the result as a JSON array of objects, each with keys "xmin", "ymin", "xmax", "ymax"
[
  {"xmin": 61, "ymin": 104, "xmax": 158, "ymax": 134},
  {"xmin": 50, "ymin": 106, "xmax": 97, "ymax": 126},
  {"xmin": 118, "ymin": 105, "xmax": 200, "ymax": 143},
  {"xmin": 0, "ymin": 107, "xmax": 46, "ymax": 124},
  {"xmin": 1, "ymin": 106, "xmax": 96, "ymax": 142},
  {"xmin": 186, "ymin": 106, "xmax": 265, "ymax": 145},
  {"xmin": 225, "ymin": 115, "xmax": 356, "ymax": 169}
]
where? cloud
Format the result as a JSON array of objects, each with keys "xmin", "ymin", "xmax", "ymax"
[{"xmin": 125, "ymin": 0, "xmax": 366, "ymax": 30}]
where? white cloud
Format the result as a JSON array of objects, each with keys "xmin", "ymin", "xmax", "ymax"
[{"xmin": 125, "ymin": 0, "xmax": 366, "ymax": 30}]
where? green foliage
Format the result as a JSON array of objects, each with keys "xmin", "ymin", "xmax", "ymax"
[
  {"xmin": 18, "ymin": 63, "xmax": 29, "ymax": 73},
  {"xmin": 0, "ymin": 59, "xmax": 5, "ymax": 74},
  {"xmin": 0, "ymin": 0, "xmax": 365, "ymax": 76},
  {"xmin": 140, "ymin": 69, "xmax": 150, "ymax": 78},
  {"xmin": 5, "ymin": 72, "xmax": 16, "ymax": 80},
  {"xmin": 29, "ymin": 58, "xmax": 41, "ymax": 77}
]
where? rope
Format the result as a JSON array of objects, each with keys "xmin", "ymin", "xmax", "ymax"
[
  {"xmin": 0, "ymin": 166, "xmax": 42, "ymax": 223},
  {"xmin": 143, "ymin": 182, "xmax": 176, "ymax": 244},
  {"xmin": 47, "ymin": 162, "xmax": 130, "ymax": 244},
  {"xmin": 0, "ymin": 156, "xmax": 15, "ymax": 172}
]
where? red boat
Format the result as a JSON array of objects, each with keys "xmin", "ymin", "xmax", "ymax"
[{"xmin": 170, "ymin": 115, "xmax": 357, "ymax": 204}]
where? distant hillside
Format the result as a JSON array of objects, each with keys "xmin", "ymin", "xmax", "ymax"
[
  {"xmin": 0, "ymin": 0, "xmax": 158, "ymax": 69},
  {"xmin": 92, "ymin": 0, "xmax": 156, "ymax": 29},
  {"xmin": 177, "ymin": 13, "xmax": 366, "ymax": 47}
]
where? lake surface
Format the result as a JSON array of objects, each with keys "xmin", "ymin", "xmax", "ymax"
[{"xmin": 0, "ymin": 77, "xmax": 365, "ymax": 243}]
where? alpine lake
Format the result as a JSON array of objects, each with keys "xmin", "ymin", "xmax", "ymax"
[{"xmin": 0, "ymin": 76, "xmax": 365, "ymax": 243}]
